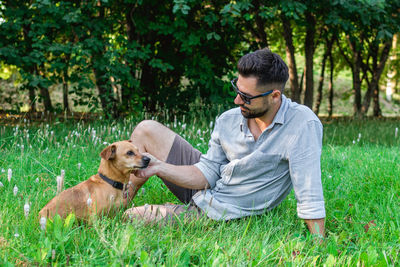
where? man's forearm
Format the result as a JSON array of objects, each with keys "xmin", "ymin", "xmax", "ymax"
[
  {"xmin": 304, "ymin": 218, "xmax": 325, "ymax": 237},
  {"xmin": 156, "ymin": 163, "xmax": 209, "ymax": 190}
]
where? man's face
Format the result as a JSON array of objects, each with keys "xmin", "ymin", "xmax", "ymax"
[{"xmin": 233, "ymin": 75, "xmax": 275, "ymax": 119}]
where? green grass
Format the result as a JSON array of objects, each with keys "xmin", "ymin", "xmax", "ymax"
[{"xmin": 0, "ymin": 113, "xmax": 399, "ymax": 266}]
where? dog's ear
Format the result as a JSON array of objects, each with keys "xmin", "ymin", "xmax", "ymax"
[{"xmin": 100, "ymin": 144, "xmax": 116, "ymax": 160}]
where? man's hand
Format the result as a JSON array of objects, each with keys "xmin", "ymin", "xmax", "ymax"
[
  {"xmin": 123, "ymin": 153, "xmax": 161, "ymax": 204},
  {"xmin": 134, "ymin": 152, "xmax": 161, "ymax": 179},
  {"xmin": 304, "ymin": 218, "xmax": 325, "ymax": 237}
]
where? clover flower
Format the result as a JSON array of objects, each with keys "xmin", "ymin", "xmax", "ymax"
[
  {"xmin": 13, "ymin": 185, "xmax": 18, "ymax": 196},
  {"xmin": 40, "ymin": 217, "xmax": 47, "ymax": 230},
  {"xmin": 56, "ymin": 176, "xmax": 64, "ymax": 194},
  {"xmin": 24, "ymin": 203, "xmax": 30, "ymax": 217},
  {"xmin": 8, "ymin": 168, "xmax": 12, "ymax": 182},
  {"xmin": 87, "ymin": 197, "xmax": 92, "ymax": 206}
]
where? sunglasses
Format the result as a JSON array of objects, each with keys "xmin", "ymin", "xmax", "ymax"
[{"xmin": 231, "ymin": 78, "xmax": 274, "ymax": 105}]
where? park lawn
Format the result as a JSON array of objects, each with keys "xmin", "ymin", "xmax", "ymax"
[{"xmin": 0, "ymin": 114, "xmax": 399, "ymax": 266}]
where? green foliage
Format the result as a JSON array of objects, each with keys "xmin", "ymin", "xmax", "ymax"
[{"xmin": 0, "ymin": 0, "xmax": 399, "ymax": 116}]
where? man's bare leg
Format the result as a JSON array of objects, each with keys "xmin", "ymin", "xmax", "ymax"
[{"xmin": 126, "ymin": 120, "xmax": 177, "ymax": 201}]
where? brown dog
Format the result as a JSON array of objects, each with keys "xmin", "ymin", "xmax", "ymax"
[{"xmin": 39, "ymin": 140, "xmax": 150, "ymax": 221}]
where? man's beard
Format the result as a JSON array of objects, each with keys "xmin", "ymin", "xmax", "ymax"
[{"xmin": 239, "ymin": 105, "xmax": 269, "ymax": 119}]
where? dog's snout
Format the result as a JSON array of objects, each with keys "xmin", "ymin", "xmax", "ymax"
[{"xmin": 142, "ymin": 156, "xmax": 151, "ymax": 166}]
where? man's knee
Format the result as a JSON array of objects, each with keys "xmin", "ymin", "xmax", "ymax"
[{"xmin": 130, "ymin": 120, "xmax": 161, "ymax": 141}]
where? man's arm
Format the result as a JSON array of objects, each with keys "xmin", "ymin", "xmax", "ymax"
[
  {"xmin": 134, "ymin": 153, "xmax": 209, "ymax": 190},
  {"xmin": 304, "ymin": 218, "xmax": 325, "ymax": 237},
  {"xmin": 288, "ymin": 120, "xmax": 326, "ymax": 235}
]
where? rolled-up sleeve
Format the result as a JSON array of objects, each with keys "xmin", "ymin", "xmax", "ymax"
[
  {"xmin": 194, "ymin": 119, "xmax": 227, "ymax": 188},
  {"xmin": 288, "ymin": 120, "xmax": 325, "ymax": 219}
]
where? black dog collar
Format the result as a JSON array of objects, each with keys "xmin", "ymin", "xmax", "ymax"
[{"xmin": 98, "ymin": 172, "xmax": 124, "ymax": 190}]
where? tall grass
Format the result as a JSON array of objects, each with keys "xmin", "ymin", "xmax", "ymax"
[{"xmin": 0, "ymin": 112, "xmax": 399, "ymax": 266}]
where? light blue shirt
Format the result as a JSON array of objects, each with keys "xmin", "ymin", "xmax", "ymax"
[{"xmin": 193, "ymin": 95, "xmax": 325, "ymax": 220}]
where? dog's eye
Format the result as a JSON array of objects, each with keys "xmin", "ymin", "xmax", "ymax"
[{"xmin": 127, "ymin": 151, "xmax": 135, "ymax": 156}]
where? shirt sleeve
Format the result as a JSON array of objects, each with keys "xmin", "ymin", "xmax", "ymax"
[
  {"xmin": 194, "ymin": 118, "xmax": 228, "ymax": 188},
  {"xmin": 288, "ymin": 119, "xmax": 326, "ymax": 219}
]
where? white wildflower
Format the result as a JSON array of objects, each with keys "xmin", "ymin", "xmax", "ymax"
[
  {"xmin": 103, "ymin": 142, "xmax": 108, "ymax": 145},
  {"xmin": 13, "ymin": 185, "xmax": 18, "ymax": 196},
  {"xmin": 24, "ymin": 203, "xmax": 30, "ymax": 217},
  {"xmin": 35, "ymin": 178, "xmax": 39, "ymax": 183},
  {"xmin": 87, "ymin": 197, "xmax": 92, "ymax": 206},
  {"xmin": 77, "ymin": 163, "xmax": 81, "ymax": 170},
  {"xmin": 14, "ymin": 233, "xmax": 19, "ymax": 238},
  {"xmin": 352, "ymin": 140, "xmax": 356, "ymax": 144},
  {"xmin": 8, "ymin": 169, "xmax": 12, "ymax": 182},
  {"xmin": 0, "ymin": 182, "xmax": 3, "ymax": 187},
  {"xmin": 56, "ymin": 175, "xmax": 64, "ymax": 194},
  {"xmin": 40, "ymin": 217, "xmax": 47, "ymax": 230},
  {"xmin": 52, "ymin": 249, "xmax": 56, "ymax": 260},
  {"xmin": 1, "ymin": 169, "xmax": 4, "ymax": 173},
  {"xmin": 141, "ymin": 188, "xmax": 146, "ymax": 194},
  {"xmin": 396, "ymin": 127, "xmax": 398, "ymax": 138}
]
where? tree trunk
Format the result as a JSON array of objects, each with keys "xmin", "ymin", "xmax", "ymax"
[
  {"xmin": 252, "ymin": 0, "xmax": 269, "ymax": 49},
  {"xmin": 35, "ymin": 65, "xmax": 53, "ymax": 112},
  {"xmin": 385, "ymin": 34, "xmax": 398, "ymax": 101},
  {"xmin": 299, "ymin": 69, "xmax": 304, "ymax": 98},
  {"xmin": 140, "ymin": 62, "xmax": 158, "ymax": 112},
  {"xmin": 373, "ymin": 41, "xmax": 392, "ymax": 117},
  {"xmin": 63, "ymin": 69, "xmax": 69, "ymax": 112},
  {"xmin": 372, "ymin": 84, "xmax": 381, "ymax": 117},
  {"xmin": 313, "ymin": 40, "xmax": 330, "ymax": 115},
  {"xmin": 346, "ymin": 37, "xmax": 363, "ymax": 117},
  {"xmin": 280, "ymin": 13, "xmax": 300, "ymax": 103},
  {"xmin": 39, "ymin": 86, "xmax": 53, "ymax": 112},
  {"xmin": 361, "ymin": 40, "xmax": 392, "ymax": 116},
  {"xmin": 123, "ymin": 3, "xmax": 140, "ymax": 111},
  {"xmin": 328, "ymin": 47, "xmax": 334, "ymax": 118},
  {"xmin": 93, "ymin": 63, "xmax": 119, "ymax": 118},
  {"xmin": 303, "ymin": 11, "xmax": 316, "ymax": 109},
  {"xmin": 28, "ymin": 86, "xmax": 36, "ymax": 112}
]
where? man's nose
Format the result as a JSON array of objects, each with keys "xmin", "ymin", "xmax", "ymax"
[{"xmin": 234, "ymin": 94, "xmax": 244, "ymax": 105}]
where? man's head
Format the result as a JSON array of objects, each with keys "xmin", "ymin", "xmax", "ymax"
[
  {"xmin": 233, "ymin": 49, "xmax": 289, "ymax": 119},
  {"xmin": 237, "ymin": 48, "xmax": 289, "ymax": 91}
]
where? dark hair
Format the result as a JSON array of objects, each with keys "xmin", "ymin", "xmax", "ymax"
[{"xmin": 237, "ymin": 48, "xmax": 289, "ymax": 90}]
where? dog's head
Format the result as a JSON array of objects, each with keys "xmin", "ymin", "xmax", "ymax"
[{"xmin": 100, "ymin": 140, "xmax": 150, "ymax": 172}]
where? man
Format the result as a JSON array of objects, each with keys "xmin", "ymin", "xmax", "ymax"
[{"xmin": 124, "ymin": 48, "xmax": 325, "ymax": 236}]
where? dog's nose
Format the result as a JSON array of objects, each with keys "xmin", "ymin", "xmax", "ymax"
[{"xmin": 142, "ymin": 156, "xmax": 151, "ymax": 166}]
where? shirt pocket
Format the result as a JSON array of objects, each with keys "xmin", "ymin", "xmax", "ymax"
[
  {"xmin": 237, "ymin": 151, "xmax": 282, "ymax": 181},
  {"xmin": 220, "ymin": 159, "xmax": 239, "ymax": 185}
]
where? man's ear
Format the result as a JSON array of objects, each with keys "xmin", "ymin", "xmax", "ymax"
[{"xmin": 100, "ymin": 144, "xmax": 116, "ymax": 160}]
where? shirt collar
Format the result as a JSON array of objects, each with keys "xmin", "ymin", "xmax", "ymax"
[
  {"xmin": 239, "ymin": 94, "xmax": 289, "ymax": 134},
  {"xmin": 271, "ymin": 94, "xmax": 288, "ymax": 126}
]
